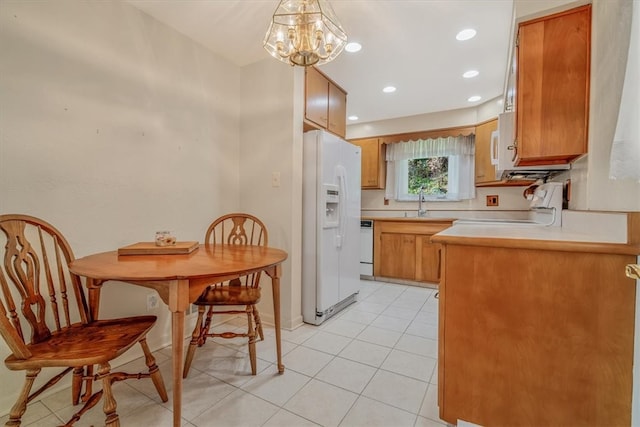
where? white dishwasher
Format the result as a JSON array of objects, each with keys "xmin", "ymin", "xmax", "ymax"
[{"xmin": 360, "ymin": 220, "xmax": 373, "ymax": 277}]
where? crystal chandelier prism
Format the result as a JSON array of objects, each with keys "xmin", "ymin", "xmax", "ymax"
[{"xmin": 263, "ymin": 0, "xmax": 347, "ymax": 67}]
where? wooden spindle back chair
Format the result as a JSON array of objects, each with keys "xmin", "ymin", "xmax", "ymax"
[
  {"xmin": 0, "ymin": 214, "xmax": 167, "ymax": 427},
  {"xmin": 183, "ymin": 213, "xmax": 268, "ymax": 377}
]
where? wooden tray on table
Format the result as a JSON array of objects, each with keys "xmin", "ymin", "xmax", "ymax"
[{"xmin": 118, "ymin": 241, "xmax": 199, "ymax": 256}]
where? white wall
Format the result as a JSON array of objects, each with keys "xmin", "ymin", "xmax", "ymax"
[
  {"xmin": 347, "ymin": 106, "xmax": 478, "ymax": 140},
  {"xmin": 0, "ymin": 0, "xmax": 241, "ymax": 415},
  {"xmin": 571, "ymin": 0, "xmax": 640, "ymax": 211},
  {"xmin": 239, "ymin": 60, "xmax": 304, "ymax": 329}
]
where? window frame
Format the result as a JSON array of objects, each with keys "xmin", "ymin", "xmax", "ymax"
[{"xmin": 395, "ymin": 155, "xmax": 463, "ymax": 202}]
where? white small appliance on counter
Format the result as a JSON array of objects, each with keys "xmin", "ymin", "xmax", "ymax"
[
  {"xmin": 454, "ymin": 181, "xmax": 565, "ymax": 227},
  {"xmin": 526, "ymin": 181, "xmax": 564, "ymax": 226}
]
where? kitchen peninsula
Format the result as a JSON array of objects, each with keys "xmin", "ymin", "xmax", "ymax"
[{"xmin": 432, "ymin": 211, "xmax": 640, "ymax": 426}]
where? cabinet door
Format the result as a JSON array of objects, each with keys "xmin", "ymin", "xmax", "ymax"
[
  {"xmin": 416, "ymin": 235, "xmax": 440, "ymax": 283},
  {"xmin": 379, "ymin": 233, "xmax": 415, "ymax": 280},
  {"xmin": 328, "ymin": 82, "xmax": 346, "ymax": 137},
  {"xmin": 474, "ymin": 119, "xmax": 498, "ymax": 185},
  {"xmin": 516, "ymin": 5, "xmax": 591, "ymax": 165},
  {"xmin": 439, "ymin": 244, "xmax": 634, "ymax": 426},
  {"xmin": 305, "ymin": 66, "xmax": 329, "ymax": 128},
  {"xmin": 351, "ymin": 138, "xmax": 385, "ymax": 189}
]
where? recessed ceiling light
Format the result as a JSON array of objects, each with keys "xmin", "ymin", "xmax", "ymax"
[
  {"xmin": 382, "ymin": 86, "xmax": 396, "ymax": 93},
  {"xmin": 468, "ymin": 95, "xmax": 482, "ymax": 102},
  {"xmin": 463, "ymin": 70, "xmax": 479, "ymax": 78},
  {"xmin": 456, "ymin": 28, "xmax": 477, "ymax": 41},
  {"xmin": 345, "ymin": 42, "xmax": 362, "ymax": 53},
  {"xmin": 348, "ymin": 115, "xmax": 359, "ymax": 121}
]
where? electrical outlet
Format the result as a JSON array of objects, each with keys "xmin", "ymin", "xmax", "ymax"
[
  {"xmin": 486, "ymin": 195, "xmax": 499, "ymax": 206},
  {"xmin": 147, "ymin": 293, "xmax": 159, "ymax": 311}
]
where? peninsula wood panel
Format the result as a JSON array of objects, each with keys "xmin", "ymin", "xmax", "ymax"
[{"xmin": 438, "ymin": 244, "xmax": 634, "ymax": 426}]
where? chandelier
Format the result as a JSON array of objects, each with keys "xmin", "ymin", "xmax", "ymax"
[{"xmin": 263, "ymin": 0, "xmax": 347, "ymax": 67}]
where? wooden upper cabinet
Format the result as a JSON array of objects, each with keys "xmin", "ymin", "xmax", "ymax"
[
  {"xmin": 328, "ymin": 82, "xmax": 347, "ymax": 137},
  {"xmin": 515, "ymin": 5, "xmax": 591, "ymax": 166},
  {"xmin": 305, "ymin": 66, "xmax": 329, "ymax": 128},
  {"xmin": 349, "ymin": 137, "xmax": 386, "ymax": 189},
  {"xmin": 474, "ymin": 119, "xmax": 498, "ymax": 185},
  {"xmin": 305, "ymin": 66, "xmax": 347, "ymax": 138}
]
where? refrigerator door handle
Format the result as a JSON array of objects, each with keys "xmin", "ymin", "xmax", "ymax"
[{"xmin": 336, "ymin": 165, "xmax": 348, "ymax": 249}]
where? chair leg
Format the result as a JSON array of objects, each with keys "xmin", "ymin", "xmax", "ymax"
[
  {"xmin": 97, "ymin": 363, "xmax": 119, "ymax": 427},
  {"xmin": 183, "ymin": 306, "xmax": 206, "ymax": 379},
  {"xmin": 139, "ymin": 338, "xmax": 168, "ymax": 402},
  {"xmin": 246, "ymin": 306, "xmax": 257, "ymax": 375},
  {"xmin": 6, "ymin": 368, "xmax": 40, "ymax": 427},
  {"xmin": 71, "ymin": 367, "xmax": 84, "ymax": 405},
  {"xmin": 252, "ymin": 304, "xmax": 264, "ymax": 341},
  {"xmin": 201, "ymin": 305, "xmax": 214, "ymax": 345}
]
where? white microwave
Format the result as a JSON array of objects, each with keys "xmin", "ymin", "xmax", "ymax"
[{"xmin": 490, "ymin": 111, "xmax": 569, "ymax": 180}]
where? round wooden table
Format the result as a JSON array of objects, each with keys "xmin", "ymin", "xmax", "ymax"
[{"xmin": 70, "ymin": 243, "xmax": 288, "ymax": 427}]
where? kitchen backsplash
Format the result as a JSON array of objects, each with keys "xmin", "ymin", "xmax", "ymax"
[{"xmin": 362, "ymin": 186, "xmax": 532, "ymax": 216}]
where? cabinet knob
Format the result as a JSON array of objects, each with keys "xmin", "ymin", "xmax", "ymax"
[{"xmin": 626, "ymin": 264, "xmax": 640, "ymax": 280}]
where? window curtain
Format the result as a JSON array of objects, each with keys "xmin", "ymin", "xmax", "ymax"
[
  {"xmin": 385, "ymin": 135, "xmax": 475, "ymax": 201},
  {"xmin": 609, "ymin": 0, "xmax": 639, "ymax": 181}
]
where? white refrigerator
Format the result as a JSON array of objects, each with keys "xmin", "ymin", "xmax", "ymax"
[{"xmin": 302, "ymin": 130, "xmax": 361, "ymax": 325}]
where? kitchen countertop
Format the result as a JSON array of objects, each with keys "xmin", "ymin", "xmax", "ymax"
[
  {"xmin": 431, "ymin": 211, "xmax": 640, "ymax": 255},
  {"xmin": 362, "ymin": 216, "xmax": 456, "ymax": 223}
]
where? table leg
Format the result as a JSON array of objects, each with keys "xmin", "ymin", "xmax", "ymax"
[
  {"xmin": 168, "ymin": 279, "xmax": 189, "ymax": 427},
  {"xmin": 172, "ymin": 310, "xmax": 184, "ymax": 426},
  {"xmin": 267, "ymin": 265, "xmax": 285, "ymax": 373},
  {"xmin": 84, "ymin": 279, "xmax": 104, "ymax": 402}
]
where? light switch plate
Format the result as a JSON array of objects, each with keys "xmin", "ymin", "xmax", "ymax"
[{"xmin": 271, "ymin": 172, "xmax": 281, "ymax": 187}]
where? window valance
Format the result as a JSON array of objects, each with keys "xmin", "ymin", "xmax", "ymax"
[
  {"xmin": 385, "ymin": 135, "xmax": 475, "ymax": 161},
  {"xmin": 380, "ymin": 126, "xmax": 475, "ymax": 145}
]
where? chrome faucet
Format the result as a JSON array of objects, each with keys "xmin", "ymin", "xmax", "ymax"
[{"xmin": 417, "ymin": 187, "xmax": 427, "ymax": 217}]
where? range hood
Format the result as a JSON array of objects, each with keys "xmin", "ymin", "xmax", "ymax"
[
  {"xmin": 491, "ymin": 112, "xmax": 570, "ymax": 180},
  {"xmin": 501, "ymin": 169, "xmax": 567, "ymax": 181}
]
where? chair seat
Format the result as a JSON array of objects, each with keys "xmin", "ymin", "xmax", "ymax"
[
  {"xmin": 194, "ymin": 286, "xmax": 261, "ymax": 306},
  {"xmin": 4, "ymin": 316, "xmax": 157, "ymax": 370}
]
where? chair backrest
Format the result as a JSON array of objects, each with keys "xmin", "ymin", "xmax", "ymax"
[
  {"xmin": 0, "ymin": 214, "xmax": 89, "ymax": 359},
  {"xmin": 204, "ymin": 213, "xmax": 268, "ymax": 287},
  {"xmin": 205, "ymin": 213, "xmax": 268, "ymax": 247}
]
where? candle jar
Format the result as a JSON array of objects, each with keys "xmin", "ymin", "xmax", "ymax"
[{"xmin": 155, "ymin": 231, "xmax": 176, "ymax": 246}]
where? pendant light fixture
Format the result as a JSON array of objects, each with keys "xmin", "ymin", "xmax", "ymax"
[{"xmin": 263, "ymin": 0, "xmax": 347, "ymax": 67}]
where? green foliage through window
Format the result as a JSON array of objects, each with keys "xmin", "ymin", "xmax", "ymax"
[{"xmin": 408, "ymin": 157, "xmax": 448, "ymax": 195}]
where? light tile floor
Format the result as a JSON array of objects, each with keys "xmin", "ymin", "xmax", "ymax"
[{"xmin": 1, "ymin": 280, "xmax": 446, "ymax": 427}]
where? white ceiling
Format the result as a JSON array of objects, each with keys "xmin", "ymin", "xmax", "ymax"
[{"xmin": 128, "ymin": 0, "xmax": 515, "ymax": 125}]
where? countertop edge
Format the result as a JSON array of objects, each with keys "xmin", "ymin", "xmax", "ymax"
[
  {"xmin": 430, "ymin": 233, "xmax": 640, "ymax": 255},
  {"xmin": 362, "ymin": 216, "xmax": 456, "ymax": 223}
]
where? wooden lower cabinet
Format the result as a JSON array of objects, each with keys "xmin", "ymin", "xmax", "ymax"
[
  {"xmin": 416, "ymin": 235, "xmax": 440, "ymax": 282},
  {"xmin": 378, "ymin": 233, "xmax": 416, "ymax": 280},
  {"xmin": 374, "ymin": 220, "xmax": 451, "ymax": 285},
  {"xmin": 436, "ymin": 243, "xmax": 635, "ymax": 426}
]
